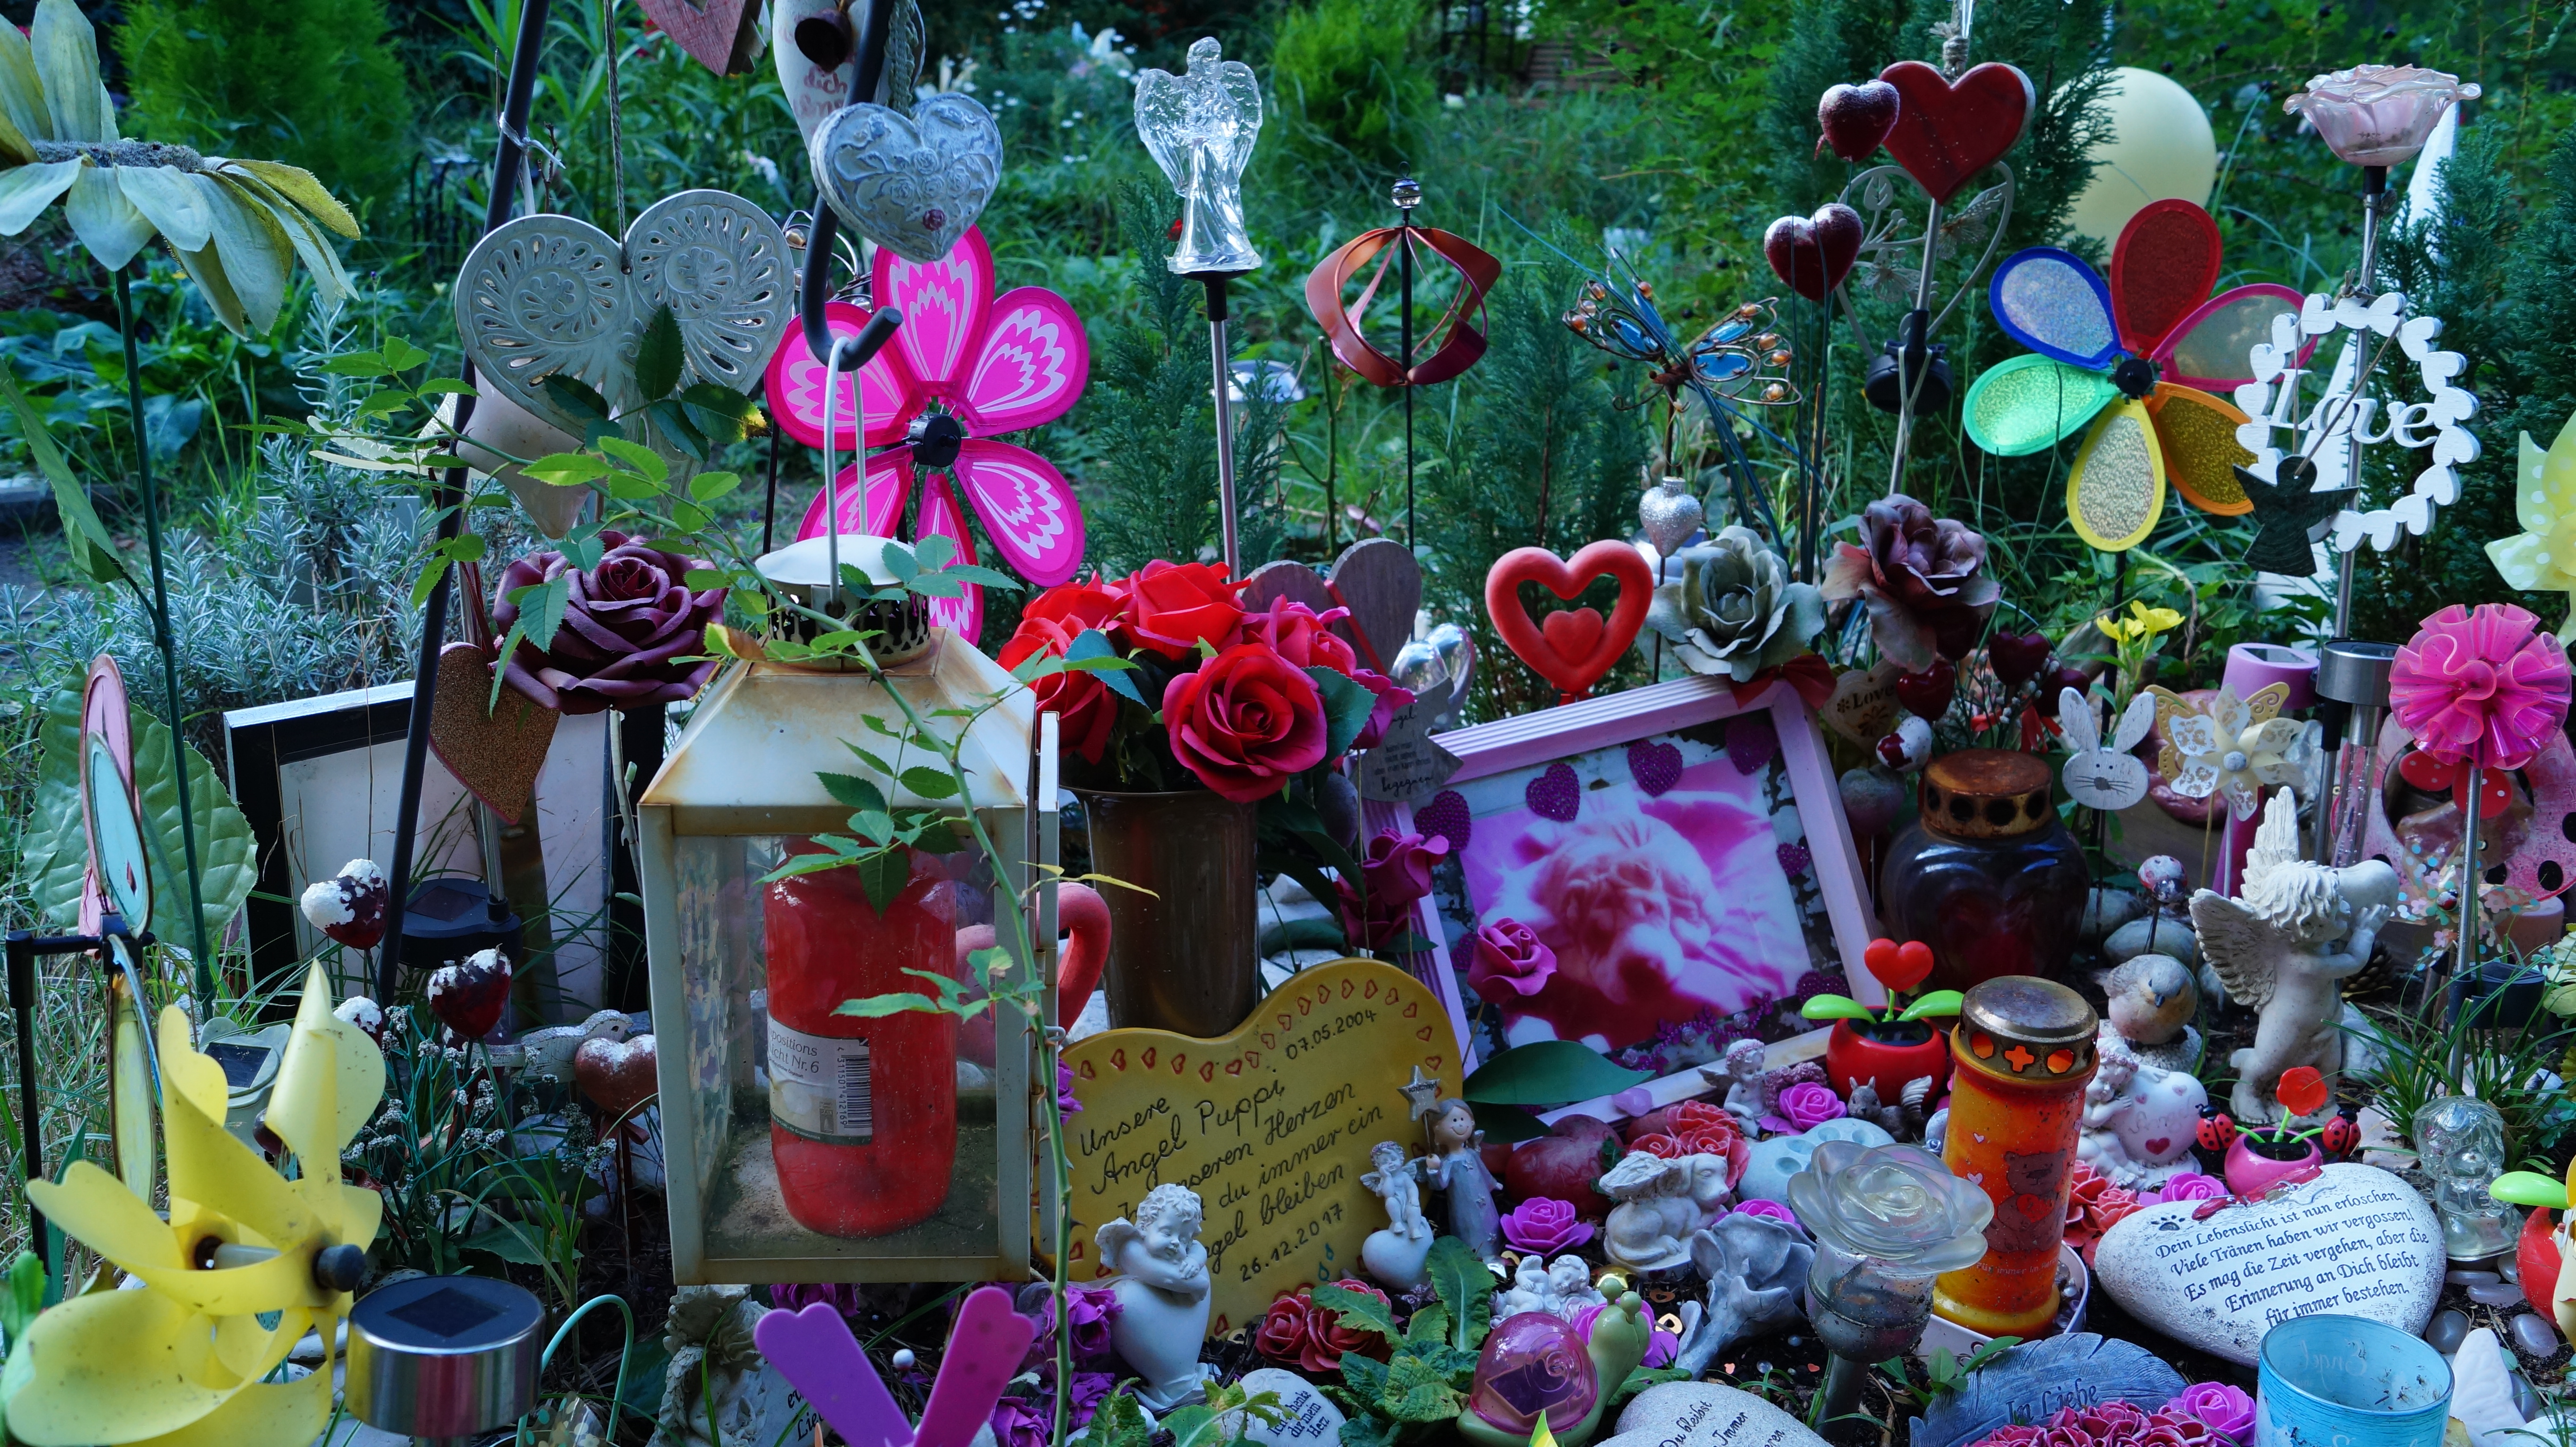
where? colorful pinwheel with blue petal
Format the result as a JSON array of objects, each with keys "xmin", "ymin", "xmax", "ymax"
[{"xmin": 1962, "ymin": 200, "xmax": 2314, "ymax": 552}]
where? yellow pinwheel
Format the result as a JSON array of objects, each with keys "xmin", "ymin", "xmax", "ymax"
[
  {"xmin": 4, "ymin": 965, "xmax": 383, "ymax": 1447},
  {"xmin": 2486, "ymin": 412, "xmax": 2576, "ymax": 640}
]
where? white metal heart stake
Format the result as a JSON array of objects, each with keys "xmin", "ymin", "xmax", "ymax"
[
  {"xmin": 808, "ymin": 93, "xmax": 1002, "ymax": 265},
  {"xmin": 454, "ymin": 189, "xmax": 793, "ymax": 438}
]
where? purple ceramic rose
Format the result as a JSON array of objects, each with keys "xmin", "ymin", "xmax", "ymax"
[
  {"xmin": 1732, "ymin": 1198, "xmax": 1800, "ymax": 1231},
  {"xmin": 1819, "ymin": 494, "xmax": 1999, "ymax": 671},
  {"xmin": 2148, "ymin": 1172, "xmax": 2226, "ymax": 1205},
  {"xmin": 1469, "ymin": 919, "xmax": 1558, "ymax": 1003},
  {"xmin": 2169, "ymin": 1384, "xmax": 2255, "ymax": 1445},
  {"xmin": 1500, "ymin": 1197, "xmax": 1596, "ymax": 1253},
  {"xmin": 1764, "ymin": 1081, "xmax": 1847, "ymax": 1133},
  {"xmin": 495, "ymin": 530, "xmax": 726, "ymax": 714}
]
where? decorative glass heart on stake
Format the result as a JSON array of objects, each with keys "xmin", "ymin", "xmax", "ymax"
[
  {"xmin": 453, "ymin": 189, "xmax": 792, "ymax": 441},
  {"xmin": 808, "ymin": 92, "xmax": 1001, "ymax": 264}
]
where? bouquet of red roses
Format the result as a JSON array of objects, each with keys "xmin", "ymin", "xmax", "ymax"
[{"xmin": 996, "ymin": 560, "xmax": 1413, "ymax": 804}]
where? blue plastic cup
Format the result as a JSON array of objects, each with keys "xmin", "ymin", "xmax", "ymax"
[{"xmin": 2256, "ymin": 1314, "xmax": 2453, "ymax": 1447}]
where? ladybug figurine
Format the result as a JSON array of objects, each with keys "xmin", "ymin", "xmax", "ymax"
[
  {"xmin": 2320, "ymin": 1114, "xmax": 2359, "ymax": 1160},
  {"xmin": 2196, "ymin": 1111, "xmax": 2238, "ymax": 1153}
]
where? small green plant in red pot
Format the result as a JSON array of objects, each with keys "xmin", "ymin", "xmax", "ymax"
[
  {"xmin": 1802, "ymin": 938, "xmax": 1965, "ymax": 1103},
  {"xmin": 2217, "ymin": 1067, "xmax": 2330, "ymax": 1196}
]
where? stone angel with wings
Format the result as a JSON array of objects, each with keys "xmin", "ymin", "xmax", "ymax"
[{"xmin": 2190, "ymin": 787, "xmax": 2399, "ymax": 1123}]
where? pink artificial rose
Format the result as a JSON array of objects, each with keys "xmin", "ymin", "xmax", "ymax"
[
  {"xmin": 2283, "ymin": 64, "xmax": 2481, "ymax": 167},
  {"xmin": 1246, "ymin": 597, "xmax": 1360, "ymax": 674},
  {"xmin": 1732, "ymin": 1197, "xmax": 1800, "ymax": 1231},
  {"xmin": 1469, "ymin": 919, "xmax": 1557, "ymax": 1003},
  {"xmin": 2168, "ymin": 1385, "xmax": 2255, "ymax": 1446},
  {"xmin": 1350, "ymin": 669, "xmax": 1416, "ymax": 751},
  {"xmin": 2148, "ymin": 1172, "xmax": 2226, "ymax": 1205},
  {"xmin": 1337, "ymin": 830, "xmax": 1449, "ymax": 950},
  {"xmin": 1500, "ymin": 1197, "xmax": 1596, "ymax": 1254},
  {"xmin": 1768, "ymin": 1081, "xmax": 1845, "ymax": 1133}
]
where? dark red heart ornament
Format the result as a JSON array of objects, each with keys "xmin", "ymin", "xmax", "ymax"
[
  {"xmin": 301, "ymin": 859, "xmax": 390, "ymax": 951},
  {"xmin": 1987, "ymin": 630, "xmax": 2052, "ymax": 689},
  {"xmin": 428, "ymin": 948, "xmax": 512, "ymax": 1041},
  {"xmin": 1817, "ymin": 80, "xmax": 1901, "ymax": 162},
  {"xmin": 1894, "ymin": 657, "xmax": 1957, "ymax": 720},
  {"xmin": 1762, "ymin": 203, "xmax": 1865, "ymax": 302},
  {"xmin": 576, "ymin": 1033, "xmax": 660, "ymax": 1121},
  {"xmin": 1877, "ymin": 60, "xmax": 2036, "ymax": 205}
]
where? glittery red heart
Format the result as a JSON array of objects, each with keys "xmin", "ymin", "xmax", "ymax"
[{"xmin": 1878, "ymin": 60, "xmax": 2036, "ymax": 205}]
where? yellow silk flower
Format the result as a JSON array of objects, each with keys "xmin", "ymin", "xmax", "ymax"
[
  {"xmin": 2097, "ymin": 600, "xmax": 2184, "ymax": 646},
  {"xmin": 4, "ymin": 965, "xmax": 383, "ymax": 1447},
  {"xmin": 2487, "ymin": 411, "xmax": 2576, "ymax": 639}
]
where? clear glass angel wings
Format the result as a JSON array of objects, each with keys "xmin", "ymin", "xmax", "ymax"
[{"xmin": 1133, "ymin": 37, "xmax": 1264, "ymax": 275}]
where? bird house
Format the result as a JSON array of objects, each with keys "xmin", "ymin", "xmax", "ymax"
[{"xmin": 639, "ymin": 540, "xmax": 1052, "ymax": 1284}]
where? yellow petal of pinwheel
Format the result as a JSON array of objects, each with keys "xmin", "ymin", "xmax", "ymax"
[
  {"xmin": 121, "ymin": 1355, "xmax": 333, "ymax": 1447},
  {"xmin": 189, "ymin": 174, "xmax": 289, "ymax": 335},
  {"xmin": 2517, "ymin": 431, "xmax": 2560, "ymax": 535},
  {"xmin": 161, "ymin": 1031, "xmax": 320, "ymax": 1256},
  {"xmin": 0, "ymin": 23, "xmax": 50, "ymax": 144},
  {"xmin": 265, "ymin": 962, "xmax": 383, "ymax": 1169},
  {"xmin": 220, "ymin": 158, "xmax": 358, "ymax": 240},
  {"xmin": 24, "ymin": 1162, "xmax": 184, "ymax": 1274},
  {"xmin": 26, "ymin": 0, "xmax": 106, "ymax": 144},
  {"xmin": 2066, "ymin": 399, "xmax": 2167, "ymax": 552},
  {"xmin": 8, "ymin": 1286, "xmax": 244, "ymax": 1445},
  {"xmin": 2487, "ymin": 533, "xmax": 2574, "ymax": 592},
  {"xmin": 2541, "ymin": 413, "xmax": 2576, "ymax": 502},
  {"xmin": 113, "ymin": 165, "xmax": 211, "ymax": 253},
  {"xmin": 0, "ymin": 159, "xmax": 78, "ymax": 234},
  {"xmin": 63, "ymin": 163, "xmax": 152, "ymax": 270},
  {"xmin": 208, "ymin": 1304, "xmax": 310, "ymax": 1380},
  {"xmin": 111, "ymin": 975, "xmax": 155, "ymax": 1200},
  {"xmin": 157, "ymin": 1007, "xmax": 227, "ymax": 1125}
]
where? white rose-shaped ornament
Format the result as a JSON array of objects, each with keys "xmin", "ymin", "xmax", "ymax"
[{"xmin": 1644, "ymin": 525, "xmax": 1824, "ymax": 683}]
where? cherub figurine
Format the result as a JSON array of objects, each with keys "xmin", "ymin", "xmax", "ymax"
[
  {"xmin": 2192, "ymin": 788, "xmax": 2398, "ymax": 1123},
  {"xmin": 1361, "ymin": 1139, "xmax": 1434, "ymax": 1290},
  {"xmin": 1492, "ymin": 1254, "xmax": 1605, "ymax": 1322},
  {"xmin": 1093, "ymin": 1184, "xmax": 1217, "ymax": 1409},
  {"xmin": 1131, "ymin": 39, "xmax": 1263, "ymax": 275},
  {"xmin": 1706, "ymin": 1038, "xmax": 1769, "ymax": 1130},
  {"xmin": 1418, "ymin": 1095, "xmax": 1503, "ymax": 1262}
]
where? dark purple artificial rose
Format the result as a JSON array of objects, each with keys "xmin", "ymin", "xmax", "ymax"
[{"xmin": 494, "ymin": 531, "xmax": 726, "ymax": 714}]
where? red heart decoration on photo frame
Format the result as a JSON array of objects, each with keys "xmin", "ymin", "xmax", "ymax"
[
  {"xmin": 1763, "ymin": 203, "xmax": 1865, "ymax": 302},
  {"xmin": 1485, "ymin": 541, "xmax": 1655, "ymax": 704},
  {"xmin": 1878, "ymin": 60, "xmax": 2036, "ymax": 205},
  {"xmin": 636, "ymin": 0, "xmax": 762, "ymax": 76}
]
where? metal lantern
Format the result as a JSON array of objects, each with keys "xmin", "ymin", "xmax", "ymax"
[{"xmin": 640, "ymin": 537, "xmax": 1049, "ymax": 1284}]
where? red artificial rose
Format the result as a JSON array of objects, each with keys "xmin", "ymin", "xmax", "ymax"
[
  {"xmin": 2275, "ymin": 1066, "xmax": 2329, "ymax": 1118},
  {"xmin": 1023, "ymin": 574, "xmax": 1130, "ymax": 637},
  {"xmin": 1162, "ymin": 642, "xmax": 1328, "ymax": 802},
  {"xmin": 1247, "ymin": 597, "xmax": 1359, "ymax": 674},
  {"xmin": 1119, "ymin": 560, "xmax": 1244, "ymax": 659},
  {"xmin": 1305, "ymin": 1279, "xmax": 1392, "ymax": 1370},
  {"xmin": 999, "ymin": 618, "xmax": 1117, "ymax": 766},
  {"xmin": 1629, "ymin": 1132, "xmax": 1687, "ymax": 1159},
  {"xmin": 1254, "ymin": 1292, "xmax": 1314, "ymax": 1366}
]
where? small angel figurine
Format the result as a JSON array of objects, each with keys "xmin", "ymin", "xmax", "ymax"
[
  {"xmin": 2058, "ymin": 687, "xmax": 2155, "ymax": 811},
  {"xmin": 1418, "ymin": 1096, "xmax": 1503, "ymax": 1262},
  {"xmin": 1093, "ymin": 1184, "xmax": 1217, "ymax": 1409},
  {"xmin": 1705, "ymin": 1038, "xmax": 1768, "ymax": 1131},
  {"xmin": 1131, "ymin": 38, "xmax": 1263, "ymax": 275},
  {"xmin": 2192, "ymin": 788, "xmax": 2399, "ymax": 1123},
  {"xmin": 1360, "ymin": 1139, "xmax": 1434, "ymax": 1289}
]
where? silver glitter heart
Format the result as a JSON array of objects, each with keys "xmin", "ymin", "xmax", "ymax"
[
  {"xmin": 454, "ymin": 189, "xmax": 792, "ymax": 440},
  {"xmin": 808, "ymin": 93, "xmax": 1001, "ymax": 265},
  {"xmin": 1639, "ymin": 476, "xmax": 1706, "ymax": 559}
]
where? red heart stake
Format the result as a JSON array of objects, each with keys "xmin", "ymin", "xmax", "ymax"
[
  {"xmin": 1894, "ymin": 657, "xmax": 1957, "ymax": 720},
  {"xmin": 1763, "ymin": 203, "xmax": 1865, "ymax": 302},
  {"xmin": 1485, "ymin": 542, "xmax": 1655, "ymax": 705},
  {"xmin": 1817, "ymin": 80, "xmax": 1901, "ymax": 162},
  {"xmin": 1862, "ymin": 936, "xmax": 1937, "ymax": 994},
  {"xmin": 1878, "ymin": 60, "xmax": 2036, "ymax": 205},
  {"xmin": 635, "ymin": 0, "xmax": 761, "ymax": 75}
]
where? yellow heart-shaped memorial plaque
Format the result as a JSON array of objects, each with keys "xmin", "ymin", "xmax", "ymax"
[{"xmin": 1062, "ymin": 958, "xmax": 1462, "ymax": 1336}]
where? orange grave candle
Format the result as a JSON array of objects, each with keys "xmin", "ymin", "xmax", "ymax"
[{"xmin": 1932, "ymin": 975, "xmax": 2098, "ymax": 1337}]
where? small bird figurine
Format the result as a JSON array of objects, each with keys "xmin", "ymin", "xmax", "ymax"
[{"xmin": 2101, "ymin": 953, "xmax": 2197, "ymax": 1047}]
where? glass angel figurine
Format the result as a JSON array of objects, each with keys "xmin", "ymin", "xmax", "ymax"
[{"xmin": 1134, "ymin": 37, "xmax": 1264, "ymax": 275}]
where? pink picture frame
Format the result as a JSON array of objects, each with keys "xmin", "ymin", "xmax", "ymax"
[{"xmin": 1384, "ymin": 673, "xmax": 1883, "ymax": 1078}]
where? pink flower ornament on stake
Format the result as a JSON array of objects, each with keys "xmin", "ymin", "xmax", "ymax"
[
  {"xmin": 2390, "ymin": 603, "xmax": 2571, "ymax": 771},
  {"xmin": 2283, "ymin": 65, "xmax": 2481, "ymax": 168},
  {"xmin": 765, "ymin": 226, "xmax": 1091, "ymax": 642}
]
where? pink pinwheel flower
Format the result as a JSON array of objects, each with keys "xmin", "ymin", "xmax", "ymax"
[
  {"xmin": 766, "ymin": 226, "xmax": 1091, "ymax": 643},
  {"xmin": 2390, "ymin": 603, "xmax": 2572, "ymax": 771}
]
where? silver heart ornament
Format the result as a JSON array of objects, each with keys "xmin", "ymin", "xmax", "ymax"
[
  {"xmin": 454, "ymin": 189, "xmax": 792, "ymax": 439},
  {"xmin": 1638, "ymin": 476, "xmax": 1705, "ymax": 559},
  {"xmin": 809, "ymin": 93, "xmax": 1001, "ymax": 265}
]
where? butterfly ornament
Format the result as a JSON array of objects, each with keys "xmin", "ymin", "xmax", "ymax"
[
  {"xmin": 763, "ymin": 226, "xmax": 1089, "ymax": 642},
  {"xmin": 2058, "ymin": 687, "xmax": 2156, "ymax": 811},
  {"xmin": 2231, "ymin": 290, "xmax": 2480, "ymax": 567},
  {"xmin": 1964, "ymin": 200, "xmax": 2308, "ymax": 552}
]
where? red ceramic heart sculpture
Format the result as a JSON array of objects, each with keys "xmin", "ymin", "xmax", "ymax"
[
  {"xmin": 576, "ymin": 1032, "xmax": 660, "ymax": 1121},
  {"xmin": 1817, "ymin": 79, "xmax": 1901, "ymax": 162},
  {"xmin": 1878, "ymin": 60, "xmax": 2036, "ymax": 205},
  {"xmin": 636, "ymin": 0, "xmax": 761, "ymax": 76},
  {"xmin": 1763, "ymin": 203, "xmax": 1865, "ymax": 302},
  {"xmin": 1893, "ymin": 656, "xmax": 1957, "ymax": 720},
  {"xmin": 428, "ymin": 948, "xmax": 512, "ymax": 1041},
  {"xmin": 1485, "ymin": 541, "xmax": 1655, "ymax": 704}
]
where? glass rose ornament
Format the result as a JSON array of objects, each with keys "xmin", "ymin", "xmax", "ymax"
[
  {"xmin": 1645, "ymin": 525, "xmax": 1826, "ymax": 683},
  {"xmin": 2283, "ymin": 65, "xmax": 2481, "ymax": 167},
  {"xmin": 2418, "ymin": 1095, "xmax": 2521, "ymax": 1260},
  {"xmin": 1133, "ymin": 38, "xmax": 1263, "ymax": 275},
  {"xmin": 1785, "ymin": 1141, "xmax": 1994, "ymax": 1361}
]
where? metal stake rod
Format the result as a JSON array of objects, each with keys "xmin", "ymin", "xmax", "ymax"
[
  {"xmin": 2327, "ymin": 165, "xmax": 2391, "ymax": 642},
  {"xmin": 111, "ymin": 270, "xmax": 212, "ymax": 1004},
  {"xmin": 378, "ymin": 0, "xmax": 556, "ymax": 1001},
  {"xmin": 1394, "ymin": 177, "xmax": 1420, "ymax": 550},
  {"xmin": 1885, "ymin": 198, "xmax": 1944, "ymax": 494},
  {"xmin": 1203, "ymin": 275, "xmax": 1239, "ymax": 575}
]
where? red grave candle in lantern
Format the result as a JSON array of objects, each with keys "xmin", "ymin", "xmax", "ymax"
[
  {"xmin": 764, "ymin": 842, "xmax": 958, "ymax": 1237},
  {"xmin": 1932, "ymin": 975, "xmax": 2098, "ymax": 1338}
]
